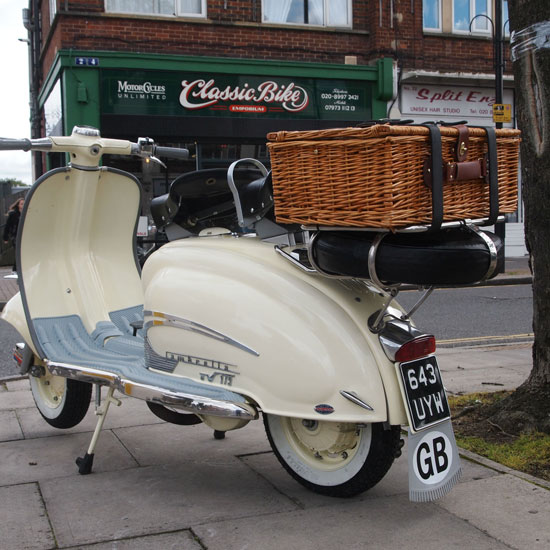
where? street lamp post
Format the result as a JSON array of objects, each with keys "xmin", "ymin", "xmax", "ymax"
[
  {"xmin": 495, "ymin": 0, "xmax": 503, "ymax": 130},
  {"xmin": 493, "ymin": 0, "xmax": 505, "ymax": 261},
  {"xmin": 470, "ymin": 0, "xmax": 506, "ymax": 264}
]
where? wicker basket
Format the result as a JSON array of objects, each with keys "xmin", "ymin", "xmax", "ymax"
[{"xmin": 267, "ymin": 124, "xmax": 521, "ymax": 230}]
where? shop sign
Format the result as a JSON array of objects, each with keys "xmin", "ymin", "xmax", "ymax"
[
  {"xmin": 492, "ymin": 103, "xmax": 513, "ymax": 123},
  {"xmin": 401, "ymin": 84, "xmax": 514, "ymax": 121},
  {"xmin": 101, "ymin": 69, "xmax": 370, "ymax": 120}
]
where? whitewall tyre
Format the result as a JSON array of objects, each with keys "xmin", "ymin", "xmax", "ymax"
[
  {"xmin": 264, "ymin": 414, "xmax": 401, "ymax": 497},
  {"xmin": 29, "ymin": 371, "xmax": 92, "ymax": 429}
]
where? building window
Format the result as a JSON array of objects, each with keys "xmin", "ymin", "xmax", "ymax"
[
  {"xmin": 50, "ymin": 0, "xmax": 57, "ymax": 23},
  {"xmin": 502, "ymin": 0, "xmax": 509, "ymax": 36},
  {"xmin": 105, "ymin": 0, "xmax": 206, "ymax": 18},
  {"xmin": 453, "ymin": 0, "xmax": 492, "ymax": 33},
  {"xmin": 262, "ymin": 0, "xmax": 352, "ymax": 28},
  {"xmin": 423, "ymin": 0, "xmax": 441, "ymax": 31}
]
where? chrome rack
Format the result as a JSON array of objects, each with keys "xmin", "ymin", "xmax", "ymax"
[{"xmin": 301, "ymin": 215, "xmax": 505, "ymax": 234}]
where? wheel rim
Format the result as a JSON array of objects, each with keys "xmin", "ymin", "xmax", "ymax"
[
  {"xmin": 280, "ymin": 417, "xmax": 370, "ymax": 473},
  {"xmin": 30, "ymin": 371, "xmax": 67, "ymax": 416}
]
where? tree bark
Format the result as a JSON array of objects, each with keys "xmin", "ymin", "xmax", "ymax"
[{"xmin": 489, "ymin": 0, "xmax": 550, "ymax": 432}]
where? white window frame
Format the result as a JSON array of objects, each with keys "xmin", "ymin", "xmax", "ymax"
[
  {"xmin": 502, "ymin": 0, "xmax": 510, "ymax": 37},
  {"xmin": 422, "ymin": 0, "xmax": 442, "ymax": 32},
  {"xmin": 452, "ymin": 0, "xmax": 493, "ymax": 35},
  {"xmin": 261, "ymin": 0, "xmax": 352, "ymax": 29},
  {"xmin": 105, "ymin": 0, "xmax": 207, "ymax": 19},
  {"xmin": 50, "ymin": 0, "xmax": 57, "ymax": 23}
]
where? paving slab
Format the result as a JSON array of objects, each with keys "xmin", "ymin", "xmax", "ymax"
[
  {"xmin": 242, "ymin": 437, "xmax": 501, "ymax": 510},
  {"xmin": 0, "ymin": 483, "xmax": 55, "ymax": 550},
  {"xmin": 76, "ymin": 530, "xmax": 203, "ymax": 550},
  {"xmin": 0, "ymin": 430, "xmax": 137, "ymax": 486},
  {"xmin": 16, "ymin": 393, "xmax": 163, "ymax": 439},
  {"xmin": 113, "ymin": 419, "xmax": 270, "ymax": 467},
  {"xmin": 439, "ymin": 473, "xmax": 550, "ymax": 549},
  {"xmin": 0, "ymin": 409, "xmax": 24, "ymax": 441},
  {"xmin": 193, "ymin": 493, "xmax": 510, "ymax": 550},
  {"xmin": 4, "ymin": 378, "xmax": 30, "ymax": 392},
  {"xmin": 438, "ymin": 344, "xmax": 532, "ymax": 394},
  {"xmin": 0, "ymin": 386, "xmax": 36, "ymax": 410},
  {"xmin": 40, "ymin": 461, "xmax": 298, "ymax": 548}
]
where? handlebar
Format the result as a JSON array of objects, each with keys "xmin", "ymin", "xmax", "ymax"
[
  {"xmin": 0, "ymin": 127, "xmax": 189, "ymax": 166},
  {"xmin": 154, "ymin": 145, "xmax": 189, "ymax": 160},
  {"xmin": 0, "ymin": 138, "xmax": 35, "ymax": 151}
]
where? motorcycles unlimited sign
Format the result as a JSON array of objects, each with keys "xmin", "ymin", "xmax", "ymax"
[{"xmin": 101, "ymin": 70, "xmax": 370, "ymax": 120}]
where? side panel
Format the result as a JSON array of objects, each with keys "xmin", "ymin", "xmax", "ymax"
[
  {"xmin": 17, "ymin": 167, "xmax": 143, "ymax": 356},
  {"xmin": 143, "ymin": 236, "xmax": 408, "ymax": 424}
]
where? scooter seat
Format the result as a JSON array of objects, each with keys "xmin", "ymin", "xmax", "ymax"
[
  {"xmin": 311, "ymin": 227, "xmax": 503, "ymax": 286},
  {"xmin": 151, "ymin": 167, "xmax": 265, "ymax": 234},
  {"xmin": 231, "ymin": 173, "xmax": 274, "ymax": 228}
]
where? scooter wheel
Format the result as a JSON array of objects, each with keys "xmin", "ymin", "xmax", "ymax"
[
  {"xmin": 29, "ymin": 372, "xmax": 92, "ymax": 429},
  {"xmin": 264, "ymin": 414, "xmax": 401, "ymax": 498}
]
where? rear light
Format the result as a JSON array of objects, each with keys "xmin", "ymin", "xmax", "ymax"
[
  {"xmin": 395, "ymin": 335, "xmax": 436, "ymax": 363},
  {"xmin": 13, "ymin": 343, "xmax": 25, "ymax": 365}
]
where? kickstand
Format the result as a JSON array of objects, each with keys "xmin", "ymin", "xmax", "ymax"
[{"xmin": 76, "ymin": 386, "xmax": 121, "ymax": 474}]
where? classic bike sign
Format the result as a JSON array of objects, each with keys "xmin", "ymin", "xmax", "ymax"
[
  {"xmin": 101, "ymin": 69, "xmax": 370, "ymax": 120},
  {"xmin": 179, "ymin": 78, "xmax": 309, "ymax": 112}
]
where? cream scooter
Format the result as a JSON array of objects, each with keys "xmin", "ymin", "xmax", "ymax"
[{"xmin": 1, "ymin": 126, "xmax": 502, "ymax": 501}]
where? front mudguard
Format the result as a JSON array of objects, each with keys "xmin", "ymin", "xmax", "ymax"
[{"xmin": 1, "ymin": 293, "xmax": 35, "ymax": 354}]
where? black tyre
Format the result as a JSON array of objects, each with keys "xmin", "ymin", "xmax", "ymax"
[
  {"xmin": 146, "ymin": 401, "xmax": 202, "ymax": 425},
  {"xmin": 264, "ymin": 414, "xmax": 401, "ymax": 498},
  {"xmin": 312, "ymin": 227, "xmax": 503, "ymax": 285},
  {"xmin": 29, "ymin": 371, "xmax": 92, "ymax": 429}
]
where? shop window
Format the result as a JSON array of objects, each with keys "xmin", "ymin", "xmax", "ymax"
[
  {"xmin": 105, "ymin": 0, "xmax": 206, "ymax": 18},
  {"xmin": 423, "ymin": 0, "xmax": 441, "ymax": 31},
  {"xmin": 262, "ymin": 0, "xmax": 352, "ymax": 28},
  {"xmin": 453, "ymin": 0, "xmax": 492, "ymax": 34},
  {"xmin": 196, "ymin": 143, "xmax": 270, "ymax": 170}
]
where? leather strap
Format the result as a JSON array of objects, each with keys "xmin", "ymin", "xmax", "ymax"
[
  {"xmin": 455, "ymin": 124, "xmax": 470, "ymax": 162},
  {"xmin": 424, "ymin": 124, "xmax": 443, "ymax": 232},
  {"xmin": 445, "ymin": 158, "xmax": 486, "ymax": 182}
]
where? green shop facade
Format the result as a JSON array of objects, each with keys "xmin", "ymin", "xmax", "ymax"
[{"xmin": 42, "ymin": 51, "xmax": 394, "ymax": 195}]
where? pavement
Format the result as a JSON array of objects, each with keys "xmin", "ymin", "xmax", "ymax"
[{"xmin": 1, "ymin": 257, "xmax": 549, "ymax": 550}]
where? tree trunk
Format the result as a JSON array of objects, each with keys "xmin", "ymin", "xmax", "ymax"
[{"xmin": 488, "ymin": 0, "xmax": 550, "ymax": 433}]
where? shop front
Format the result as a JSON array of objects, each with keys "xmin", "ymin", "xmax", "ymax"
[
  {"xmin": 398, "ymin": 77, "xmax": 525, "ymax": 256},
  {"xmin": 40, "ymin": 51, "xmax": 394, "ymax": 200}
]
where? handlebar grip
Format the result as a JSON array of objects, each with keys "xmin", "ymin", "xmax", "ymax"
[
  {"xmin": 154, "ymin": 146, "xmax": 189, "ymax": 160},
  {"xmin": 0, "ymin": 138, "xmax": 32, "ymax": 151}
]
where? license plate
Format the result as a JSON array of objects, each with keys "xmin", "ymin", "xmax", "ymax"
[{"xmin": 398, "ymin": 356, "xmax": 451, "ymax": 432}]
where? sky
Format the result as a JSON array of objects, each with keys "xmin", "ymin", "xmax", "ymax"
[{"xmin": 0, "ymin": 0, "xmax": 33, "ymax": 185}]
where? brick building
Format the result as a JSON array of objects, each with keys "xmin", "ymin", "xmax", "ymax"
[{"xmin": 23, "ymin": 0, "xmax": 521, "ymax": 249}]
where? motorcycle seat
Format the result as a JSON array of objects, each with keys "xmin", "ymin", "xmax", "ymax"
[
  {"xmin": 231, "ymin": 172, "xmax": 274, "ymax": 229},
  {"xmin": 151, "ymin": 166, "xmax": 266, "ymax": 234}
]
